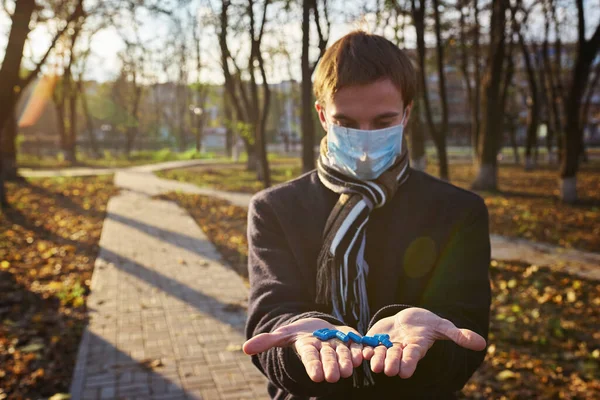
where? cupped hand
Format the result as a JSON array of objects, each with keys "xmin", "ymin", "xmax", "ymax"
[
  {"xmin": 243, "ymin": 318, "xmax": 363, "ymax": 383},
  {"xmin": 362, "ymin": 307, "xmax": 486, "ymax": 378}
]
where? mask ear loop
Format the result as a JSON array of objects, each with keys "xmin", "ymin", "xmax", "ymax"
[{"xmin": 399, "ymin": 107, "xmax": 409, "ymax": 127}]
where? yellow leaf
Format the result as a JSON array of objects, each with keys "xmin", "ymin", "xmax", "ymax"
[
  {"xmin": 225, "ymin": 344, "xmax": 242, "ymax": 352},
  {"xmin": 47, "ymin": 281, "xmax": 63, "ymax": 291},
  {"xmin": 72, "ymin": 297, "xmax": 84, "ymax": 307},
  {"xmin": 0, "ymin": 261, "xmax": 9, "ymax": 269},
  {"xmin": 496, "ymin": 370, "xmax": 518, "ymax": 381},
  {"xmin": 49, "ymin": 394, "xmax": 71, "ymax": 400}
]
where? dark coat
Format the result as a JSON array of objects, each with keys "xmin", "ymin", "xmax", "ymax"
[{"xmin": 245, "ymin": 169, "xmax": 491, "ymax": 399}]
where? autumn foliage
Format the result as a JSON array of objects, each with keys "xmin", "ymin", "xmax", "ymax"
[{"xmin": 0, "ymin": 176, "xmax": 117, "ymax": 399}]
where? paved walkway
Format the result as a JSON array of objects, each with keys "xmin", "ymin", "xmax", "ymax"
[{"xmin": 70, "ymin": 171, "xmax": 267, "ymax": 400}]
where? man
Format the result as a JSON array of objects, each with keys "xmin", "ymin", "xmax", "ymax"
[{"xmin": 243, "ymin": 31, "xmax": 491, "ymax": 399}]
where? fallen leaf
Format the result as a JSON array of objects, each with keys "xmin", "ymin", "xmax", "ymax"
[
  {"xmin": 49, "ymin": 394, "xmax": 71, "ymax": 400},
  {"xmin": 19, "ymin": 343, "xmax": 44, "ymax": 353},
  {"xmin": 226, "ymin": 344, "xmax": 242, "ymax": 352},
  {"xmin": 496, "ymin": 370, "xmax": 518, "ymax": 381}
]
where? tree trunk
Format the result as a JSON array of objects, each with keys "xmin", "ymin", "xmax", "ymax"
[
  {"xmin": 0, "ymin": 113, "xmax": 19, "ymax": 181},
  {"xmin": 0, "ymin": 170, "xmax": 6, "ymax": 208},
  {"xmin": 509, "ymin": 120, "xmax": 520, "ymax": 164},
  {"xmin": 224, "ymin": 94, "xmax": 234, "ymax": 158},
  {"xmin": 65, "ymin": 90, "xmax": 78, "ymax": 163},
  {"xmin": 472, "ymin": 0, "xmax": 481, "ymax": 160},
  {"xmin": 256, "ymin": 46, "xmax": 272, "ymax": 188},
  {"xmin": 518, "ymin": 27, "xmax": 539, "ymax": 172},
  {"xmin": 195, "ymin": 115, "xmax": 204, "ymax": 153},
  {"xmin": 524, "ymin": 117, "xmax": 538, "ymax": 170},
  {"xmin": 559, "ymin": 0, "xmax": 600, "ymax": 203},
  {"xmin": 80, "ymin": 85, "xmax": 100, "ymax": 158},
  {"xmin": 546, "ymin": 122, "xmax": 557, "ymax": 164},
  {"xmin": 0, "ymin": 0, "xmax": 37, "ymax": 202},
  {"xmin": 431, "ymin": 0, "xmax": 449, "ymax": 180},
  {"xmin": 246, "ymin": 142, "xmax": 257, "ymax": 171},
  {"xmin": 0, "ymin": 0, "xmax": 35, "ymax": 132},
  {"xmin": 0, "ymin": 158, "xmax": 6, "ymax": 208},
  {"xmin": 125, "ymin": 127, "xmax": 135, "ymax": 157},
  {"xmin": 408, "ymin": 98, "xmax": 426, "ymax": 171},
  {"xmin": 412, "ymin": 0, "xmax": 448, "ymax": 180},
  {"xmin": 472, "ymin": 0, "xmax": 508, "ymax": 191},
  {"xmin": 458, "ymin": 0, "xmax": 479, "ymax": 165},
  {"xmin": 301, "ymin": 0, "xmax": 316, "ymax": 173}
]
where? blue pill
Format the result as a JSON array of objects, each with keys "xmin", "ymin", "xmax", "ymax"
[
  {"xmin": 335, "ymin": 331, "xmax": 349, "ymax": 343},
  {"xmin": 313, "ymin": 328, "xmax": 337, "ymax": 341},
  {"xmin": 347, "ymin": 332, "xmax": 362, "ymax": 343},
  {"xmin": 374, "ymin": 334, "xmax": 390, "ymax": 341},
  {"xmin": 381, "ymin": 338, "xmax": 394, "ymax": 348},
  {"xmin": 361, "ymin": 336, "xmax": 379, "ymax": 347}
]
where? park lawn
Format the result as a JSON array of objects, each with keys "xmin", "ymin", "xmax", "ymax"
[
  {"xmin": 159, "ymin": 192, "xmax": 600, "ymax": 399},
  {"xmin": 157, "ymin": 162, "xmax": 600, "ymax": 252},
  {"xmin": 17, "ymin": 148, "xmax": 222, "ymax": 170},
  {"xmin": 0, "ymin": 176, "xmax": 117, "ymax": 399}
]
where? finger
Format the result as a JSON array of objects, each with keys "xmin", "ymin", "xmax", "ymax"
[
  {"xmin": 335, "ymin": 343, "xmax": 354, "ymax": 378},
  {"xmin": 349, "ymin": 342, "xmax": 363, "ymax": 368},
  {"xmin": 384, "ymin": 345, "xmax": 403, "ymax": 377},
  {"xmin": 243, "ymin": 330, "xmax": 289, "ymax": 355},
  {"xmin": 320, "ymin": 343, "xmax": 340, "ymax": 383},
  {"xmin": 298, "ymin": 344, "xmax": 325, "ymax": 382},
  {"xmin": 369, "ymin": 346, "xmax": 387, "ymax": 374},
  {"xmin": 362, "ymin": 346, "xmax": 375, "ymax": 360},
  {"xmin": 399, "ymin": 343, "xmax": 425, "ymax": 379},
  {"xmin": 437, "ymin": 319, "xmax": 487, "ymax": 351}
]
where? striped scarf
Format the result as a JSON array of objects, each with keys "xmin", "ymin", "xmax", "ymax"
[{"xmin": 316, "ymin": 135, "xmax": 411, "ymax": 334}]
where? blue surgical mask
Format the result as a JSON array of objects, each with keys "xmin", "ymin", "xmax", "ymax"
[{"xmin": 326, "ymin": 112, "xmax": 407, "ymax": 180}]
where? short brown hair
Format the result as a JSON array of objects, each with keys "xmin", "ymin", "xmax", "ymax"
[{"xmin": 313, "ymin": 31, "xmax": 417, "ymax": 107}]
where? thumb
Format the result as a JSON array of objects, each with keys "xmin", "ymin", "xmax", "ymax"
[
  {"xmin": 438, "ymin": 319, "xmax": 487, "ymax": 351},
  {"xmin": 243, "ymin": 329, "xmax": 291, "ymax": 355}
]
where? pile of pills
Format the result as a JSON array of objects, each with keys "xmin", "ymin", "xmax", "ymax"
[{"xmin": 312, "ymin": 329, "xmax": 393, "ymax": 348}]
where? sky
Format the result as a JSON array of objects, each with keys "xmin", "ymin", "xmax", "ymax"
[{"xmin": 0, "ymin": 0, "xmax": 598, "ymax": 85}]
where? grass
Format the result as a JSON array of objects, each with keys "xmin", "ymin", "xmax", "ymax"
[
  {"xmin": 156, "ymin": 160, "xmax": 600, "ymax": 252},
  {"xmin": 17, "ymin": 148, "xmax": 223, "ymax": 170}
]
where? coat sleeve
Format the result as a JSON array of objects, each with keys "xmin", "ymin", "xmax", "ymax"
[
  {"xmin": 245, "ymin": 194, "xmax": 353, "ymax": 397},
  {"xmin": 367, "ymin": 198, "xmax": 491, "ymax": 393}
]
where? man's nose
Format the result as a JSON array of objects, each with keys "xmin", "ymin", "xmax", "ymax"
[{"xmin": 357, "ymin": 122, "xmax": 376, "ymax": 131}]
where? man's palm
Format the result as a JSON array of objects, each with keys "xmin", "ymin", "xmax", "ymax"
[
  {"xmin": 243, "ymin": 318, "xmax": 364, "ymax": 383},
  {"xmin": 363, "ymin": 308, "xmax": 487, "ymax": 378}
]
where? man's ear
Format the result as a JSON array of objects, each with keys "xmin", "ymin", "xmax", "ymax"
[{"xmin": 315, "ymin": 101, "xmax": 328, "ymax": 132}]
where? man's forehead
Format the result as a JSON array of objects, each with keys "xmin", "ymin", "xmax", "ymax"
[{"xmin": 327, "ymin": 79, "xmax": 405, "ymax": 118}]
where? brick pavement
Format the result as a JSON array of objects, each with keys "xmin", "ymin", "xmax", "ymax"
[{"xmin": 70, "ymin": 173, "xmax": 268, "ymax": 400}]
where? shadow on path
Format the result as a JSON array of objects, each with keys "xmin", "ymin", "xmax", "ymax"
[
  {"xmin": 98, "ymin": 248, "xmax": 246, "ymax": 334},
  {"xmin": 105, "ymin": 211, "xmax": 223, "ymax": 264}
]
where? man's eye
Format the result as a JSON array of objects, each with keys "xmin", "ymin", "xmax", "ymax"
[
  {"xmin": 336, "ymin": 121, "xmax": 355, "ymax": 128},
  {"xmin": 375, "ymin": 121, "xmax": 393, "ymax": 129}
]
